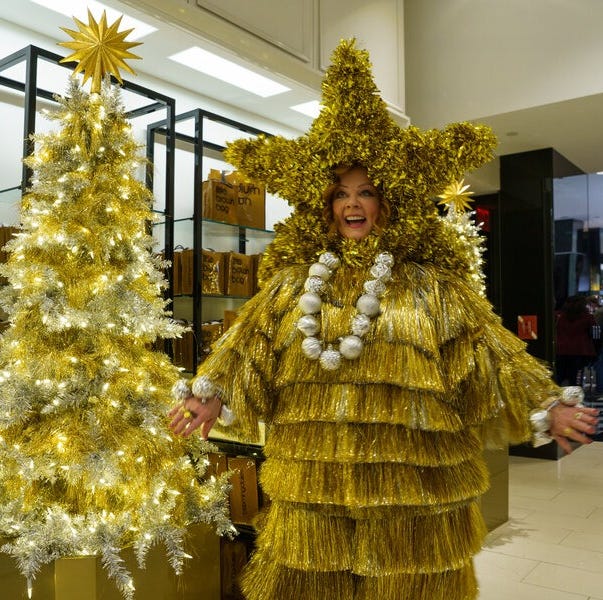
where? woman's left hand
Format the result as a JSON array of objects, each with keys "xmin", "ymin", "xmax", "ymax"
[
  {"xmin": 549, "ymin": 403, "xmax": 599, "ymax": 454},
  {"xmin": 168, "ymin": 395, "xmax": 222, "ymax": 439}
]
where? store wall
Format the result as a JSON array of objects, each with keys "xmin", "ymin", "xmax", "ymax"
[
  {"xmin": 120, "ymin": 0, "xmax": 408, "ymax": 123},
  {"xmin": 404, "ymin": 0, "xmax": 603, "ymax": 127}
]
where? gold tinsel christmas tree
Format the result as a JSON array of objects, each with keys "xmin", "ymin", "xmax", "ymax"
[{"xmin": 0, "ymin": 11, "xmax": 231, "ymax": 599}]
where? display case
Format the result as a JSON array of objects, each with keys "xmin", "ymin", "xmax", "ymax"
[
  {"xmin": 147, "ymin": 108, "xmax": 281, "ymax": 373},
  {"xmin": 147, "ymin": 110, "xmax": 284, "ymax": 597}
]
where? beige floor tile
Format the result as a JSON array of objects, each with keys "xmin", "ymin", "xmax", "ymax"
[
  {"xmin": 523, "ymin": 561, "xmax": 603, "ymax": 599},
  {"xmin": 511, "ymin": 508, "xmax": 603, "ymax": 536},
  {"xmin": 475, "ymin": 442, "xmax": 603, "ymax": 600},
  {"xmin": 486, "ymin": 537, "xmax": 603, "ymax": 573},
  {"xmin": 477, "ymin": 569, "xmax": 588, "ymax": 600},
  {"xmin": 562, "ymin": 530, "xmax": 603, "ymax": 554},
  {"xmin": 510, "ymin": 493, "xmax": 598, "ymax": 519},
  {"xmin": 553, "ymin": 490, "xmax": 603, "ymax": 510},
  {"xmin": 588, "ymin": 507, "xmax": 603, "ymax": 523},
  {"xmin": 484, "ymin": 518, "xmax": 571, "ymax": 546},
  {"xmin": 507, "ymin": 481, "xmax": 563, "ymax": 500},
  {"xmin": 508, "ymin": 505, "xmax": 533, "ymax": 520},
  {"xmin": 474, "ymin": 549, "xmax": 538, "ymax": 581}
]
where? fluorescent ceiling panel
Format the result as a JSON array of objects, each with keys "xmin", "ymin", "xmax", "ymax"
[
  {"xmin": 169, "ymin": 47, "xmax": 290, "ymax": 98},
  {"xmin": 290, "ymin": 100, "xmax": 321, "ymax": 118},
  {"xmin": 30, "ymin": 0, "xmax": 157, "ymax": 40}
]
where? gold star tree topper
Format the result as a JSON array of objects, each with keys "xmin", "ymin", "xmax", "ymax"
[
  {"xmin": 437, "ymin": 179, "xmax": 475, "ymax": 213},
  {"xmin": 59, "ymin": 9, "xmax": 141, "ymax": 94}
]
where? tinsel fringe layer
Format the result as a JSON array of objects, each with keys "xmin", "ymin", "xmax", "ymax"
[
  {"xmin": 254, "ymin": 500, "xmax": 486, "ymax": 574},
  {"xmin": 264, "ymin": 421, "xmax": 482, "ymax": 465},
  {"xmin": 272, "ymin": 383, "xmax": 464, "ymax": 431},
  {"xmin": 259, "ymin": 457, "xmax": 489, "ymax": 506},
  {"xmin": 240, "ymin": 553, "xmax": 478, "ymax": 600}
]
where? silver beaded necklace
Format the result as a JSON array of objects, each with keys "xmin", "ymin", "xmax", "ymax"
[{"xmin": 296, "ymin": 251, "xmax": 394, "ymax": 370}]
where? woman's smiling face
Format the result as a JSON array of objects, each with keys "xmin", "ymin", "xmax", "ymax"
[{"xmin": 331, "ymin": 166, "xmax": 381, "ymax": 240}]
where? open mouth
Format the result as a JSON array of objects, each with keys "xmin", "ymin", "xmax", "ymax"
[{"xmin": 345, "ymin": 216, "xmax": 366, "ymax": 227}]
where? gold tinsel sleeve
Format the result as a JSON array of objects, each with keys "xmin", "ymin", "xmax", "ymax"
[
  {"xmin": 190, "ymin": 266, "xmax": 306, "ymax": 442},
  {"xmin": 435, "ymin": 269, "xmax": 560, "ymax": 447}
]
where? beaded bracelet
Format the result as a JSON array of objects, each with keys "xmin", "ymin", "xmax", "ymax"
[{"xmin": 171, "ymin": 377, "xmax": 234, "ymax": 426}]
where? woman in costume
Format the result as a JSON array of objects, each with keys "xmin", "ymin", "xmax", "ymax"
[{"xmin": 168, "ymin": 40, "xmax": 598, "ymax": 600}]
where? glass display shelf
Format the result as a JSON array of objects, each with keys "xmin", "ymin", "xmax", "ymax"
[
  {"xmin": 147, "ymin": 108, "xmax": 276, "ymax": 370},
  {"xmin": 156, "ymin": 216, "xmax": 274, "ymax": 235},
  {"xmin": 175, "ymin": 293, "xmax": 255, "ymax": 300},
  {"xmin": 172, "ymin": 295, "xmax": 249, "ymax": 323},
  {"xmin": 0, "ymin": 185, "xmax": 22, "ymax": 226}
]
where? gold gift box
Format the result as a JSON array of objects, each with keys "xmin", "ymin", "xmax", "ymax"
[{"xmin": 0, "ymin": 523, "xmax": 220, "ymax": 599}]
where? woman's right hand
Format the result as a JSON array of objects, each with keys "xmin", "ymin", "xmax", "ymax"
[
  {"xmin": 548, "ymin": 402, "xmax": 599, "ymax": 454},
  {"xmin": 168, "ymin": 395, "xmax": 222, "ymax": 439}
]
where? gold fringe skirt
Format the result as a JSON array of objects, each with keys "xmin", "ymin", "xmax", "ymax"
[
  {"xmin": 241, "ymin": 499, "xmax": 482, "ymax": 600},
  {"xmin": 239, "ymin": 415, "xmax": 489, "ymax": 599}
]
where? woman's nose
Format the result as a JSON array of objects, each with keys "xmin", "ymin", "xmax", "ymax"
[{"xmin": 345, "ymin": 194, "xmax": 360, "ymax": 207}]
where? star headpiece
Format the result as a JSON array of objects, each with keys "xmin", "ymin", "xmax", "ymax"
[
  {"xmin": 59, "ymin": 9, "xmax": 142, "ymax": 94},
  {"xmin": 224, "ymin": 39, "xmax": 498, "ymax": 282}
]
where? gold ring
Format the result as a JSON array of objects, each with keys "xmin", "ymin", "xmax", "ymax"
[
  {"xmin": 183, "ymin": 410, "xmax": 192, "ymax": 419},
  {"xmin": 575, "ymin": 412, "xmax": 583, "ymax": 420},
  {"xmin": 563, "ymin": 426, "xmax": 573, "ymax": 436}
]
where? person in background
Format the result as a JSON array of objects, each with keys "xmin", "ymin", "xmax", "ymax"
[
  {"xmin": 555, "ymin": 295, "xmax": 598, "ymax": 386},
  {"xmin": 586, "ymin": 294, "xmax": 599, "ymax": 314},
  {"xmin": 168, "ymin": 40, "xmax": 598, "ymax": 600}
]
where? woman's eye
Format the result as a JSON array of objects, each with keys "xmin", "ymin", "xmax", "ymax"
[
  {"xmin": 334, "ymin": 190, "xmax": 347, "ymax": 199},
  {"xmin": 360, "ymin": 189, "xmax": 376, "ymax": 197}
]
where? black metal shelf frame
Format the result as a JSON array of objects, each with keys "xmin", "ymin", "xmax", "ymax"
[
  {"xmin": 147, "ymin": 108, "xmax": 271, "ymax": 370},
  {"xmin": 0, "ymin": 44, "xmax": 176, "ymax": 304}
]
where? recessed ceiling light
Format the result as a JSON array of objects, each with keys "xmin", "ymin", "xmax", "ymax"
[
  {"xmin": 169, "ymin": 47, "xmax": 290, "ymax": 98},
  {"xmin": 30, "ymin": 0, "xmax": 157, "ymax": 40},
  {"xmin": 290, "ymin": 100, "xmax": 321, "ymax": 118}
]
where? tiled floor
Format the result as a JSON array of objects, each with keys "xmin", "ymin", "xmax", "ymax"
[{"xmin": 476, "ymin": 441, "xmax": 603, "ymax": 599}]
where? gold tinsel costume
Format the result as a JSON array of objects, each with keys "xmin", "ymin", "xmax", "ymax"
[{"xmin": 192, "ymin": 40, "xmax": 559, "ymax": 599}]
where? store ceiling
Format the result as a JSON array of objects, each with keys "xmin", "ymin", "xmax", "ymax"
[
  {"xmin": 0, "ymin": 0, "xmax": 319, "ymax": 134},
  {"xmin": 2, "ymin": 0, "xmax": 603, "ymax": 201}
]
